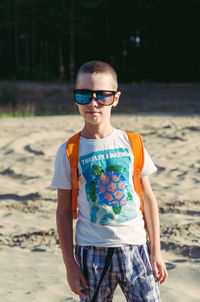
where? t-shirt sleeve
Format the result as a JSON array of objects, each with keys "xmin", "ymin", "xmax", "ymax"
[
  {"xmin": 140, "ymin": 147, "xmax": 157, "ymax": 177},
  {"xmin": 51, "ymin": 142, "xmax": 72, "ymax": 189}
]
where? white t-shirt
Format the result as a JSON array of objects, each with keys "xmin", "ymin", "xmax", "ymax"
[{"xmin": 51, "ymin": 129, "xmax": 157, "ymax": 247}]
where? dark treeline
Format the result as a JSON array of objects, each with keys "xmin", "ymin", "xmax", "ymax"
[{"xmin": 0, "ymin": 0, "xmax": 200, "ymax": 83}]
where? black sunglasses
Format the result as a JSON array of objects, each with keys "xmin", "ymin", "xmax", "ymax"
[{"xmin": 73, "ymin": 89, "xmax": 117, "ymax": 106}]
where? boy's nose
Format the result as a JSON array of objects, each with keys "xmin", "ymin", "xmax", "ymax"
[
  {"xmin": 91, "ymin": 92, "xmax": 97, "ymax": 100},
  {"xmin": 89, "ymin": 93, "xmax": 98, "ymax": 105}
]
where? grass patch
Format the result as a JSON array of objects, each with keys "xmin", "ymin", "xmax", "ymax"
[
  {"xmin": 0, "ymin": 82, "xmax": 77, "ymax": 117},
  {"xmin": 0, "ymin": 102, "xmax": 77, "ymax": 117},
  {"xmin": 0, "ymin": 112, "xmax": 35, "ymax": 118},
  {"xmin": 0, "ymin": 102, "xmax": 36, "ymax": 118}
]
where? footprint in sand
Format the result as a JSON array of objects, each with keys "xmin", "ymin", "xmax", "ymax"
[{"xmin": 160, "ymin": 200, "xmax": 200, "ymax": 259}]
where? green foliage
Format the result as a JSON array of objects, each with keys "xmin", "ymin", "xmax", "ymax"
[
  {"xmin": 0, "ymin": 0, "xmax": 199, "ymax": 82},
  {"xmin": 15, "ymin": 65, "xmax": 48, "ymax": 81}
]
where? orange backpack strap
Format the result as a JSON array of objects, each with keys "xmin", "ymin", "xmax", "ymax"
[
  {"xmin": 66, "ymin": 132, "xmax": 80, "ymax": 219},
  {"xmin": 126, "ymin": 132, "xmax": 144, "ymax": 209},
  {"xmin": 126, "ymin": 132, "xmax": 149, "ymax": 239}
]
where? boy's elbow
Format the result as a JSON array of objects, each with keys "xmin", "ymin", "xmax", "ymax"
[{"xmin": 56, "ymin": 206, "xmax": 72, "ymax": 219}]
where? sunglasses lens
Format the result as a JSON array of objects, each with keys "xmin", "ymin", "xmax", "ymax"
[
  {"xmin": 96, "ymin": 92, "xmax": 114, "ymax": 105},
  {"xmin": 75, "ymin": 93, "xmax": 90, "ymax": 104}
]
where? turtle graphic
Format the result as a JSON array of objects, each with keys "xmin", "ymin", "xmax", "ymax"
[{"xmin": 89, "ymin": 164, "xmax": 132, "ymax": 215}]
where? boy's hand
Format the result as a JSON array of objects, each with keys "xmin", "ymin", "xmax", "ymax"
[
  {"xmin": 66, "ymin": 260, "xmax": 89, "ymax": 297},
  {"xmin": 150, "ymin": 249, "xmax": 168, "ymax": 284}
]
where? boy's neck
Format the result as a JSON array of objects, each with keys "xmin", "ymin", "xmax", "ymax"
[{"xmin": 81, "ymin": 124, "xmax": 114, "ymax": 139}]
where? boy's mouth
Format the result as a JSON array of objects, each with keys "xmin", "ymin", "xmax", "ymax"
[{"xmin": 86, "ymin": 110, "xmax": 100, "ymax": 115}]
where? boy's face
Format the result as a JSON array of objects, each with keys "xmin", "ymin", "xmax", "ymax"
[{"xmin": 76, "ymin": 72, "xmax": 120, "ymax": 127}]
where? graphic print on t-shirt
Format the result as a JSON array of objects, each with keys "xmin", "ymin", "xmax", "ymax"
[{"xmin": 79, "ymin": 148, "xmax": 137, "ymax": 225}]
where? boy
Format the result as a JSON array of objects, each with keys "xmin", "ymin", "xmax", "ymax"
[{"xmin": 52, "ymin": 60, "xmax": 168, "ymax": 301}]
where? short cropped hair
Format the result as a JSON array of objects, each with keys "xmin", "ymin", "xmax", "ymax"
[{"xmin": 76, "ymin": 60, "xmax": 118, "ymax": 89}]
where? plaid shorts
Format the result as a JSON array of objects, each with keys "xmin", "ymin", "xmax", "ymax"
[{"xmin": 75, "ymin": 244, "xmax": 160, "ymax": 302}]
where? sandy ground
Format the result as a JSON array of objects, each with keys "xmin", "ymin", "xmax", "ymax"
[{"xmin": 0, "ymin": 114, "xmax": 200, "ymax": 301}]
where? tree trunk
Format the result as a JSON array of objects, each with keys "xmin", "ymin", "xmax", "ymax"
[
  {"xmin": 14, "ymin": 0, "xmax": 19, "ymax": 70},
  {"xmin": 58, "ymin": 41, "xmax": 65, "ymax": 79},
  {"xmin": 69, "ymin": 0, "xmax": 75, "ymax": 83},
  {"xmin": 7, "ymin": 0, "xmax": 13, "ymax": 77}
]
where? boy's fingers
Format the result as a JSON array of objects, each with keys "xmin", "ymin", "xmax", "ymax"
[
  {"xmin": 159, "ymin": 263, "xmax": 168, "ymax": 284},
  {"xmin": 155, "ymin": 266, "xmax": 163, "ymax": 283},
  {"xmin": 80, "ymin": 275, "xmax": 89, "ymax": 289},
  {"xmin": 72, "ymin": 288, "xmax": 86, "ymax": 297},
  {"xmin": 160, "ymin": 267, "xmax": 168, "ymax": 284},
  {"xmin": 71, "ymin": 281, "xmax": 86, "ymax": 297},
  {"xmin": 152, "ymin": 262, "xmax": 159, "ymax": 279},
  {"xmin": 154, "ymin": 264, "xmax": 168, "ymax": 284},
  {"xmin": 152, "ymin": 262, "xmax": 163, "ymax": 283}
]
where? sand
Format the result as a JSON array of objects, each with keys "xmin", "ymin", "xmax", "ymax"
[{"xmin": 0, "ymin": 114, "xmax": 200, "ymax": 301}]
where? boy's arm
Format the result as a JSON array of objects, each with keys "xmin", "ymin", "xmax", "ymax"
[
  {"xmin": 56, "ymin": 188, "xmax": 88, "ymax": 297},
  {"xmin": 140, "ymin": 176, "xmax": 168, "ymax": 284}
]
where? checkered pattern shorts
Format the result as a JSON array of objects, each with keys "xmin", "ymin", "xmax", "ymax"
[{"xmin": 75, "ymin": 244, "xmax": 160, "ymax": 302}]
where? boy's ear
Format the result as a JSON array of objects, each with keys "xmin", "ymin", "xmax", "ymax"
[{"xmin": 112, "ymin": 91, "xmax": 121, "ymax": 107}]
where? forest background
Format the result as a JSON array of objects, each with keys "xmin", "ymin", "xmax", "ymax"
[{"xmin": 0, "ymin": 0, "xmax": 200, "ymax": 115}]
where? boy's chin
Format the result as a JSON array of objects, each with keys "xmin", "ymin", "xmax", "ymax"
[{"xmin": 85, "ymin": 115, "xmax": 101, "ymax": 124}]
